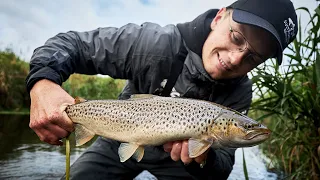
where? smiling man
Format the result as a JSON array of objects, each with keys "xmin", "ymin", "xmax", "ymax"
[{"xmin": 26, "ymin": 0, "xmax": 297, "ymax": 179}]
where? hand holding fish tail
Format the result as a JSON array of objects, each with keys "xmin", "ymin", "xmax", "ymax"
[
  {"xmin": 29, "ymin": 79, "xmax": 75, "ymax": 145},
  {"xmin": 164, "ymin": 140, "xmax": 209, "ymax": 166}
]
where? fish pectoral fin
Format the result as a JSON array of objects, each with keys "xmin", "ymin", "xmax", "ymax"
[
  {"xmin": 118, "ymin": 143, "xmax": 142, "ymax": 162},
  {"xmin": 132, "ymin": 146, "xmax": 145, "ymax": 162},
  {"xmin": 74, "ymin": 124, "xmax": 95, "ymax": 146},
  {"xmin": 188, "ymin": 138, "xmax": 213, "ymax": 158},
  {"xmin": 74, "ymin": 96, "xmax": 87, "ymax": 104}
]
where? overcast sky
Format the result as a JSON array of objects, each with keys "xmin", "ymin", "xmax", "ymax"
[{"xmin": 0, "ymin": 0, "xmax": 318, "ymax": 61}]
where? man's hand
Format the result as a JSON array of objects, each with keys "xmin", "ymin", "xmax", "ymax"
[
  {"xmin": 163, "ymin": 140, "xmax": 209, "ymax": 165},
  {"xmin": 29, "ymin": 79, "xmax": 75, "ymax": 145}
]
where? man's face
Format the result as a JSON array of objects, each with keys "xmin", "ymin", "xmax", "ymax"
[{"xmin": 202, "ymin": 8, "xmax": 277, "ymax": 80}]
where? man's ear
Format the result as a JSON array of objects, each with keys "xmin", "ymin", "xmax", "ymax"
[{"xmin": 210, "ymin": 7, "xmax": 227, "ymax": 30}]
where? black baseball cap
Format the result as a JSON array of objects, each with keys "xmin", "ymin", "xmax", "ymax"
[{"xmin": 228, "ymin": 0, "xmax": 298, "ymax": 64}]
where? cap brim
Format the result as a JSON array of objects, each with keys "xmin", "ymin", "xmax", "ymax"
[{"xmin": 232, "ymin": 9, "xmax": 283, "ymax": 64}]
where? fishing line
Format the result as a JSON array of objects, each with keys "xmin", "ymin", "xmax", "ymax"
[{"xmin": 66, "ymin": 135, "xmax": 70, "ymax": 180}]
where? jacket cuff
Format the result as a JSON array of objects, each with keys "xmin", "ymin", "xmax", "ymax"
[
  {"xmin": 26, "ymin": 66, "xmax": 62, "ymax": 93},
  {"xmin": 184, "ymin": 148, "xmax": 233, "ymax": 180}
]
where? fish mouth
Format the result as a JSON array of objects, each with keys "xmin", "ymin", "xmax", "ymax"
[{"xmin": 245, "ymin": 129, "xmax": 271, "ymax": 140}]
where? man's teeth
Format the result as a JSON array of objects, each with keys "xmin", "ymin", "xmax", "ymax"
[{"xmin": 219, "ymin": 58, "xmax": 228, "ymax": 69}]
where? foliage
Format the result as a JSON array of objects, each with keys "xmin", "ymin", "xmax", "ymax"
[
  {"xmin": 250, "ymin": 6, "xmax": 320, "ymax": 180},
  {"xmin": 62, "ymin": 74, "xmax": 125, "ymax": 100},
  {"xmin": 0, "ymin": 49, "xmax": 30, "ymax": 111}
]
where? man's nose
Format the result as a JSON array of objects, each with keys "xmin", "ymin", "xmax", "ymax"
[{"xmin": 228, "ymin": 51, "xmax": 248, "ymax": 66}]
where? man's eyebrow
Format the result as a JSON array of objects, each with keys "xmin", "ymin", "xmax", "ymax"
[{"xmin": 233, "ymin": 22, "xmax": 264, "ymax": 58}]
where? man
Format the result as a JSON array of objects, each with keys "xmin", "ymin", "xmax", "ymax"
[{"xmin": 26, "ymin": 0, "xmax": 298, "ymax": 179}]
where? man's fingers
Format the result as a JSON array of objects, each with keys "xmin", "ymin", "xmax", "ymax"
[
  {"xmin": 57, "ymin": 111, "xmax": 74, "ymax": 132},
  {"xmin": 34, "ymin": 124, "xmax": 69, "ymax": 146},
  {"xmin": 180, "ymin": 141, "xmax": 192, "ymax": 164},
  {"xmin": 170, "ymin": 141, "xmax": 182, "ymax": 161},
  {"xmin": 194, "ymin": 150, "xmax": 209, "ymax": 164},
  {"xmin": 163, "ymin": 142, "xmax": 173, "ymax": 152}
]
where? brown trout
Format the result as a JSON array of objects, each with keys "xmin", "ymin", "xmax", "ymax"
[{"xmin": 64, "ymin": 94, "xmax": 271, "ymax": 162}]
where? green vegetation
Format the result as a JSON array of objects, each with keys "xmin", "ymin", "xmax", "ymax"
[
  {"xmin": 0, "ymin": 49, "xmax": 125, "ymax": 114},
  {"xmin": 0, "ymin": 49, "xmax": 30, "ymax": 112},
  {"xmin": 62, "ymin": 74, "xmax": 125, "ymax": 100},
  {"xmin": 250, "ymin": 6, "xmax": 320, "ymax": 180}
]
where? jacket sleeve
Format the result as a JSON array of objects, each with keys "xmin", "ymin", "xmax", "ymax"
[
  {"xmin": 25, "ymin": 23, "xmax": 180, "ymax": 93},
  {"xmin": 25, "ymin": 25, "xmax": 131, "ymax": 92}
]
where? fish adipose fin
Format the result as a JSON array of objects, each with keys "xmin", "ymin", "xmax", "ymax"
[
  {"xmin": 188, "ymin": 138, "xmax": 213, "ymax": 158},
  {"xmin": 74, "ymin": 124, "xmax": 95, "ymax": 146},
  {"xmin": 118, "ymin": 143, "xmax": 144, "ymax": 162}
]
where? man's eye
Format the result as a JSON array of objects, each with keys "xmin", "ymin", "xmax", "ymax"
[{"xmin": 231, "ymin": 33, "xmax": 244, "ymax": 45}]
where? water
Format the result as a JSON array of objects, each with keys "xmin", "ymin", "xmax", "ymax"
[{"xmin": 0, "ymin": 115, "xmax": 277, "ymax": 180}]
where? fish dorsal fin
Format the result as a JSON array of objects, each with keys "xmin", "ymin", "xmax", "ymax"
[
  {"xmin": 129, "ymin": 94, "xmax": 155, "ymax": 100},
  {"xmin": 118, "ymin": 143, "xmax": 140, "ymax": 162},
  {"xmin": 74, "ymin": 124, "xmax": 95, "ymax": 146},
  {"xmin": 74, "ymin": 97, "xmax": 87, "ymax": 104},
  {"xmin": 188, "ymin": 138, "xmax": 213, "ymax": 158}
]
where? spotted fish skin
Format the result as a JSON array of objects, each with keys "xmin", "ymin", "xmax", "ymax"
[{"xmin": 65, "ymin": 94, "xmax": 271, "ymax": 162}]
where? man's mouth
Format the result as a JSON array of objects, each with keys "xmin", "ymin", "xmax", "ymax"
[{"xmin": 218, "ymin": 53, "xmax": 231, "ymax": 71}]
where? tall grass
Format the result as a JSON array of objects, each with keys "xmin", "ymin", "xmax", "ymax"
[{"xmin": 250, "ymin": 6, "xmax": 320, "ymax": 179}]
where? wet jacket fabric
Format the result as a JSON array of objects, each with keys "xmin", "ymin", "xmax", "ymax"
[{"xmin": 26, "ymin": 9, "xmax": 252, "ymax": 179}]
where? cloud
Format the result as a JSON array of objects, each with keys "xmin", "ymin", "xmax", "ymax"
[{"xmin": 0, "ymin": 0, "xmax": 317, "ymax": 61}]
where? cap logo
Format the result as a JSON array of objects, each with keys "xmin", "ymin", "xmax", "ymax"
[{"xmin": 283, "ymin": 18, "xmax": 296, "ymax": 44}]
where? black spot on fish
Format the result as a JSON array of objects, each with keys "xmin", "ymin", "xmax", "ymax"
[
  {"xmin": 220, "ymin": 123, "xmax": 222, "ymax": 125},
  {"xmin": 234, "ymin": 123, "xmax": 237, "ymax": 127}
]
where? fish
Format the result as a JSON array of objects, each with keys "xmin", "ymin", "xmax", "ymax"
[{"xmin": 64, "ymin": 94, "xmax": 271, "ymax": 163}]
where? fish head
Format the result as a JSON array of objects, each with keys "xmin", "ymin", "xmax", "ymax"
[{"xmin": 210, "ymin": 110, "xmax": 271, "ymax": 148}]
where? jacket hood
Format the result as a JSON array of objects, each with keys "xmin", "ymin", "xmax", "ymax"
[{"xmin": 177, "ymin": 9, "xmax": 217, "ymax": 57}]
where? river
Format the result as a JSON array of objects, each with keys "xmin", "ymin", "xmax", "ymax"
[{"xmin": 0, "ymin": 114, "xmax": 277, "ymax": 180}]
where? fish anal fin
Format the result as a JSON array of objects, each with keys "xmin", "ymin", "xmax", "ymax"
[
  {"xmin": 132, "ymin": 146, "xmax": 145, "ymax": 162},
  {"xmin": 74, "ymin": 97, "xmax": 87, "ymax": 104},
  {"xmin": 74, "ymin": 124, "xmax": 95, "ymax": 146},
  {"xmin": 118, "ymin": 143, "xmax": 140, "ymax": 162},
  {"xmin": 188, "ymin": 138, "xmax": 213, "ymax": 158}
]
